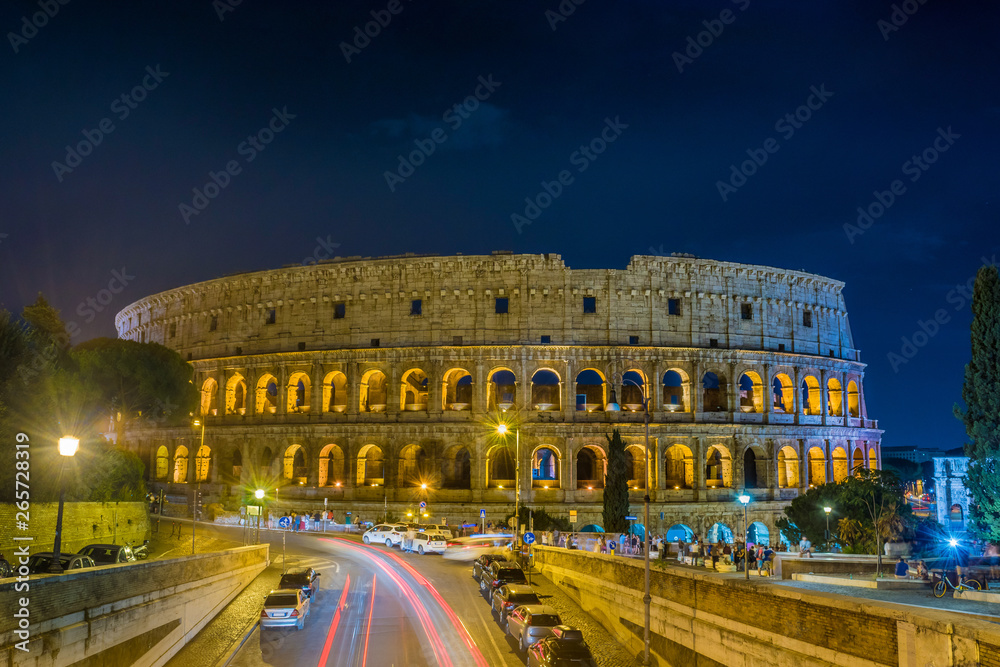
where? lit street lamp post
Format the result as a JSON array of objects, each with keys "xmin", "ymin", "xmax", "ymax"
[
  {"xmin": 49, "ymin": 436, "xmax": 80, "ymax": 574},
  {"xmin": 192, "ymin": 419, "xmax": 206, "ymax": 554},
  {"xmin": 739, "ymin": 493, "xmax": 751, "ymax": 580},
  {"xmin": 605, "ymin": 376, "xmax": 652, "ymax": 667},
  {"xmin": 496, "ymin": 423, "xmax": 520, "ymax": 563},
  {"xmin": 824, "ymin": 506, "xmax": 832, "ymax": 550}
]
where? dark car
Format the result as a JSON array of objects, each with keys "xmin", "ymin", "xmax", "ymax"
[
  {"xmin": 527, "ymin": 626, "xmax": 597, "ymax": 667},
  {"xmin": 78, "ymin": 544, "xmax": 137, "ymax": 565},
  {"xmin": 480, "ymin": 562, "xmax": 527, "ymax": 598},
  {"xmin": 278, "ymin": 568, "xmax": 321, "ymax": 599},
  {"xmin": 491, "ymin": 583, "xmax": 541, "ymax": 625},
  {"xmin": 26, "ymin": 552, "xmax": 96, "ymax": 574},
  {"xmin": 473, "ymin": 554, "xmax": 509, "ymax": 582}
]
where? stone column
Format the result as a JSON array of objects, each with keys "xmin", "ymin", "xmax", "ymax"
[
  {"xmin": 565, "ymin": 440, "xmax": 576, "ymax": 492},
  {"xmin": 387, "ymin": 364, "xmax": 400, "ymax": 417},
  {"xmin": 345, "ymin": 363, "xmax": 359, "ymax": 416},
  {"xmin": 215, "ymin": 372, "xmax": 225, "ymax": 417},
  {"xmin": 692, "ymin": 436, "xmax": 706, "ymax": 501},
  {"xmin": 762, "ymin": 364, "xmax": 773, "ymax": 417},
  {"xmin": 474, "ymin": 362, "xmax": 487, "ymax": 414},
  {"xmin": 693, "ymin": 362, "xmax": 704, "ymax": 414},
  {"xmin": 824, "ymin": 439, "xmax": 833, "ymax": 484},
  {"xmin": 276, "ymin": 366, "xmax": 288, "ymax": 416},
  {"xmin": 311, "ymin": 362, "xmax": 323, "ymax": 414},
  {"xmin": 306, "ymin": 440, "xmax": 320, "ymax": 488},
  {"xmin": 820, "ymin": 369, "xmax": 829, "ymax": 426},
  {"xmin": 798, "ymin": 440, "xmax": 808, "ymax": 492}
]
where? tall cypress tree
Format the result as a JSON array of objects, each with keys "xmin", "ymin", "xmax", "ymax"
[
  {"xmin": 955, "ymin": 265, "xmax": 1000, "ymax": 542},
  {"xmin": 603, "ymin": 429, "xmax": 630, "ymax": 533}
]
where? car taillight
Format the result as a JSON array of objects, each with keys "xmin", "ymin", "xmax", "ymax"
[
  {"xmin": 260, "ymin": 610, "xmax": 268, "ymax": 618},
  {"xmin": 290, "ymin": 609, "xmax": 300, "ymax": 617}
]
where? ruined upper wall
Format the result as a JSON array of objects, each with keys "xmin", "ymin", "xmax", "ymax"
[{"xmin": 115, "ymin": 253, "xmax": 857, "ymax": 361}]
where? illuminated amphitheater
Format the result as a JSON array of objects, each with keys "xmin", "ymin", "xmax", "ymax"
[{"xmin": 117, "ymin": 252, "xmax": 882, "ymax": 543}]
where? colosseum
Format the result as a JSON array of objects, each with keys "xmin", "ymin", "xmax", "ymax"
[{"xmin": 116, "ymin": 251, "xmax": 881, "ymax": 544}]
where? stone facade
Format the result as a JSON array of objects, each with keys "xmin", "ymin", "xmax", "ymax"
[
  {"xmin": 116, "ymin": 252, "xmax": 882, "ymax": 540},
  {"xmin": 933, "ymin": 456, "xmax": 971, "ymax": 530}
]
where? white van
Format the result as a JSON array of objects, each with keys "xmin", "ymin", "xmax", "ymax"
[{"xmin": 363, "ymin": 523, "xmax": 406, "ymax": 546}]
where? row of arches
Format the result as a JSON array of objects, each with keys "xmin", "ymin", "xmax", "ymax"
[
  {"xmin": 155, "ymin": 440, "xmax": 877, "ymax": 490},
  {"xmin": 197, "ymin": 366, "xmax": 865, "ymax": 417}
]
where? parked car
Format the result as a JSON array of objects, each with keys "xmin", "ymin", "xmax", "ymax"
[
  {"xmin": 527, "ymin": 626, "xmax": 597, "ymax": 667},
  {"xmin": 77, "ymin": 544, "xmax": 137, "ymax": 565},
  {"xmin": 419, "ymin": 524, "xmax": 453, "ymax": 539},
  {"xmin": 481, "ymin": 561, "xmax": 527, "ymax": 598},
  {"xmin": 402, "ymin": 532, "xmax": 448, "ymax": 555},
  {"xmin": 260, "ymin": 588, "xmax": 310, "ymax": 630},
  {"xmin": 473, "ymin": 554, "xmax": 509, "ymax": 581},
  {"xmin": 278, "ymin": 568, "xmax": 321, "ymax": 599},
  {"xmin": 26, "ymin": 552, "xmax": 96, "ymax": 574},
  {"xmin": 363, "ymin": 524, "xmax": 405, "ymax": 546},
  {"xmin": 445, "ymin": 535, "xmax": 512, "ymax": 562},
  {"xmin": 491, "ymin": 583, "xmax": 541, "ymax": 625},
  {"xmin": 505, "ymin": 604, "xmax": 563, "ymax": 651}
]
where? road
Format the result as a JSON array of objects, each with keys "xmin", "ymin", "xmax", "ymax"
[{"xmin": 206, "ymin": 523, "xmax": 529, "ymax": 667}]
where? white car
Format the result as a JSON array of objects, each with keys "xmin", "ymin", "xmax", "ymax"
[
  {"xmin": 420, "ymin": 524, "xmax": 453, "ymax": 540},
  {"xmin": 443, "ymin": 534, "xmax": 512, "ymax": 561},
  {"xmin": 363, "ymin": 523, "xmax": 406, "ymax": 547},
  {"xmin": 402, "ymin": 532, "xmax": 448, "ymax": 555}
]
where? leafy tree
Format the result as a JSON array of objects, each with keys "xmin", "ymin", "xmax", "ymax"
[
  {"xmin": 603, "ymin": 429, "xmax": 630, "ymax": 533},
  {"xmin": 503, "ymin": 506, "xmax": 571, "ymax": 533},
  {"xmin": 839, "ymin": 467, "xmax": 909, "ymax": 574},
  {"xmin": 955, "ymin": 264, "xmax": 1000, "ymax": 543},
  {"xmin": 88, "ymin": 446, "xmax": 148, "ymax": 501},
  {"xmin": 775, "ymin": 483, "xmax": 841, "ymax": 547},
  {"xmin": 70, "ymin": 338, "xmax": 198, "ymax": 448}
]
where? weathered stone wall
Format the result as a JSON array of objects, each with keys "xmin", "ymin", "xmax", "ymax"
[
  {"xmin": 0, "ymin": 502, "xmax": 149, "ymax": 559},
  {"xmin": 533, "ymin": 545, "xmax": 998, "ymax": 667},
  {"xmin": 0, "ymin": 544, "xmax": 268, "ymax": 667},
  {"xmin": 933, "ymin": 457, "xmax": 971, "ymax": 528}
]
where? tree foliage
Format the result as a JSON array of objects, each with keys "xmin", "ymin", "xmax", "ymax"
[
  {"xmin": 603, "ymin": 429, "xmax": 630, "ymax": 533},
  {"xmin": 955, "ymin": 265, "xmax": 1000, "ymax": 542},
  {"xmin": 775, "ymin": 483, "xmax": 841, "ymax": 546},
  {"xmin": 839, "ymin": 467, "xmax": 910, "ymax": 573},
  {"xmin": 88, "ymin": 446, "xmax": 148, "ymax": 502}
]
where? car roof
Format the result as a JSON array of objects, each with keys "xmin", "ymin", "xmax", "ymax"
[
  {"xmin": 517, "ymin": 605, "xmax": 559, "ymax": 615},
  {"xmin": 80, "ymin": 544, "xmax": 120, "ymax": 549},
  {"xmin": 267, "ymin": 588, "xmax": 302, "ymax": 596},
  {"xmin": 282, "ymin": 568, "xmax": 313, "ymax": 575},
  {"xmin": 503, "ymin": 584, "xmax": 537, "ymax": 594}
]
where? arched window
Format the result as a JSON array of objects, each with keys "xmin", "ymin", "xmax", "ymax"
[
  {"xmin": 226, "ymin": 374, "xmax": 247, "ymax": 415},
  {"xmin": 868, "ymin": 448, "xmax": 877, "ymax": 470},
  {"xmin": 195, "ymin": 445, "xmax": 211, "ymax": 482},
  {"xmin": 748, "ymin": 522, "xmax": 770, "ymax": 546},
  {"xmin": 777, "ymin": 446, "xmax": 799, "ymax": 488},
  {"xmin": 398, "ymin": 444, "xmax": 428, "ymax": 486},
  {"xmin": 255, "ymin": 374, "xmax": 278, "ymax": 414},
  {"xmin": 532, "ymin": 447, "xmax": 560, "ymax": 487},
  {"xmin": 488, "ymin": 369, "xmax": 517, "ymax": 411},
  {"xmin": 155, "ymin": 446, "xmax": 169, "ymax": 480},
  {"xmin": 662, "ymin": 370, "xmax": 688, "ymax": 412},
  {"xmin": 705, "ymin": 446, "xmax": 731, "ymax": 487},
  {"xmin": 621, "ymin": 370, "xmax": 646, "ymax": 411},
  {"xmin": 231, "ymin": 449, "xmax": 243, "ymax": 480},
  {"xmin": 531, "ymin": 370, "xmax": 561, "ymax": 411},
  {"xmin": 576, "ymin": 446, "xmax": 606, "ymax": 489},
  {"xmin": 360, "ymin": 370, "xmax": 387, "ymax": 412},
  {"xmin": 575, "ymin": 369, "xmax": 606, "ymax": 411},
  {"xmin": 400, "ymin": 369, "xmax": 429, "ymax": 412},
  {"xmin": 284, "ymin": 444, "xmax": 306, "ymax": 482},
  {"xmin": 800, "ymin": 376, "xmax": 821, "ymax": 415},
  {"xmin": 173, "ymin": 445, "xmax": 189, "ymax": 483},
  {"xmin": 852, "ymin": 448, "xmax": 864, "ymax": 475},
  {"xmin": 318, "ymin": 444, "xmax": 345, "ymax": 487},
  {"xmin": 831, "ymin": 447, "xmax": 848, "ymax": 482},
  {"xmin": 772, "ymin": 374, "xmax": 793, "ymax": 412},
  {"xmin": 738, "ymin": 372, "xmax": 763, "ymax": 413},
  {"xmin": 287, "ymin": 372, "xmax": 311, "ymax": 413},
  {"xmin": 950, "ymin": 504, "xmax": 964, "ymax": 529},
  {"xmin": 707, "ymin": 523, "xmax": 734, "ymax": 544},
  {"xmin": 744, "ymin": 448, "xmax": 759, "ymax": 488},
  {"xmin": 625, "ymin": 445, "xmax": 647, "ymax": 489},
  {"xmin": 442, "ymin": 369, "xmax": 473, "ymax": 411},
  {"xmin": 702, "ymin": 372, "xmax": 727, "ymax": 412},
  {"xmin": 665, "ymin": 524, "xmax": 694, "ymax": 542},
  {"xmin": 664, "ymin": 444, "xmax": 693, "ymax": 489},
  {"xmin": 200, "ymin": 378, "xmax": 218, "ymax": 416},
  {"xmin": 323, "ymin": 371, "xmax": 348, "ymax": 413},
  {"xmin": 827, "ymin": 378, "xmax": 843, "ymax": 416},
  {"xmin": 847, "ymin": 380, "xmax": 860, "ymax": 418},
  {"xmin": 487, "ymin": 445, "xmax": 515, "ymax": 488},
  {"xmin": 357, "ymin": 445, "xmax": 384, "ymax": 486},
  {"xmin": 807, "ymin": 446, "xmax": 826, "ymax": 485},
  {"xmin": 442, "ymin": 445, "xmax": 471, "ymax": 489},
  {"xmin": 259, "ymin": 446, "xmax": 273, "ymax": 478}
]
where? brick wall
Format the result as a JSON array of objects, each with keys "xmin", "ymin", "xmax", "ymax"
[{"xmin": 0, "ymin": 502, "xmax": 149, "ymax": 557}]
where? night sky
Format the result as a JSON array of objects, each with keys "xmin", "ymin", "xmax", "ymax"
[{"xmin": 1, "ymin": 1, "xmax": 997, "ymax": 452}]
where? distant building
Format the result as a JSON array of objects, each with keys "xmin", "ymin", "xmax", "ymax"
[
  {"xmin": 932, "ymin": 456, "xmax": 971, "ymax": 531},
  {"xmin": 882, "ymin": 447, "xmax": 944, "ymax": 464}
]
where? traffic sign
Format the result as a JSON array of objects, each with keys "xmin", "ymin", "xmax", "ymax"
[
  {"xmin": 608, "ymin": 540, "xmax": 617, "ymax": 550},
  {"xmin": 480, "ymin": 509, "xmax": 486, "ymax": 518},
  {"xmin": 277, "ymin": 516, "xmax": 291, "ymax": 529},
  {"xmin": 625, "ymin": 515, "xmax": 638, "ymax": 521},
  {"xmin": 523, "ymin": 532, "xmax": 536, "ymax": 545},
  {"xmin": 419, "ymin": 501, "xmax": 427, "ymax": 509}
]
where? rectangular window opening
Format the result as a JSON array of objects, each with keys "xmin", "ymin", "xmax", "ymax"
[
  {"xmin": 210, "ymin": 315, "xmax": 218, "ymax": 332},
  {"xmin": 583, "ymin": 296, "xmax": 596, "ymax": 313},
  {"xmin": 495, "ymin": 297, "xmax": 509, "ymax": 314},
  {"xmin": 540, "ymin": 335, "xmax": 551, "ymax": 344},
  {"xmin": 298, "ymin": 342, "xmax": 306, "ymax": 351},
  {"xmin": 629, "ymin": 335, "xmax": 639, "ymax": 345},
  {"xmin": 778, "ymin": 343, "xmax": 786, "ymax": 352},
  {"xmin": 453, "ymin": 335, "xmax": 463, "ymax": 345},
  {"xmin": 709, "ymin": 338, "xmax": 719, "ymax": 348},
  {"xmin": 668, "ymin": 298, "xmax": 681, "ymax": 316},
  {"xmin": 740, "ymin": 304, "xmax": 753, "ymax": 321},
  {"xmin": 803, "ymin": 311, "xmax": 813, "ymax": 327},
  {"xmin": 266, "ymin": 309, "xmax": 276, "ymax": 325},
  {"xmin": 411, "ymin": 299, "xmax": 422, "ymax": 316},
  {"xmin": 333, "ymin": 302, "xmax": 346, "ymax": 319},
  {"xmin": 169, "ymin": 323, "xmax": 177, "ymax": 338},
  {"xmin": 371, "ymin": 338, "xmax": 380, "ymax": 348}
]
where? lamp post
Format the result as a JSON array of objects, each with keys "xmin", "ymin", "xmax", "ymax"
[
  {"xmin": 254, "ymin": 488, "xmax": 265, "ymax": 544},
  {"xmin": 192, "ymin": 419, "xmax": 206, "ymax": 554},
  {"xmin": 823, "ymin": 506, "xmax": 832, "ymax": 549},
  {"xmin": 738, "ymin": 493, "xmax": 751, "ymax": 580},
  {"xmin": 606, "ymin": 375, "xmax": 652, "ymax": 666},
  {"xmin": 496, "ymin": 423, "xmax": 520, "ymax": 562},
  {"xmin": 49, "ymin": 436, "xmax": 80, "ymax": 574}
]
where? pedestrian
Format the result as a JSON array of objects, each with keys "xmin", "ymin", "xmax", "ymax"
[
  {"xmin": 894, "ymin": 556, "xmax": 909, "ymax": 579},
  {"xmin": 723, "ymin": 542, "xmax": 732, "ymax": 564}
]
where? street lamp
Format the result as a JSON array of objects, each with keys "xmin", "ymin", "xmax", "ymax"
[
  {"xmin": 605, "ymin": 374, "xmax": 652, "ymax": 667},
  {"xmin": 496, "ymin": 422, "xmax": 520, "ymax": 561},
  {"xmin": 823, "ymin": 506, "xmax": 832, "ymax": 549},
  {"xmin": 255, "ymin": 488, "xmax": 265, "ymax": 500},
  {"xmin": 49, "ymin": 436, "xmax": 80, "ymax": 574},
  {"xmin": 192, "ymin": 419, "xmax": 207, "ymax": 554},
  {"xmin": 738, "ymin": 493, "xmax": 751, "ymax": 580}
]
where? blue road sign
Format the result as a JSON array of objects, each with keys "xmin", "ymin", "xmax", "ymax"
[
  {"xmin": 625, "ymin": 515, "xmax": 638, "ymax": 521},
  {"xmin": 277, "ymin": 516, "xmax": 291, "ymax": 529},
  {"xmin": 480, "ymin": 509, "xmax": 486, "ymax": 518},
  {"xmin": 419, "ymin": 501, "xmax": 427, "ymax": 509},
  {"xmin": 608, "ymin": 540, "xmax": 617, "ymax": 550},
  {"xmin": 523, "ymin": 532, "xmax": 536, "ymax": 545}
]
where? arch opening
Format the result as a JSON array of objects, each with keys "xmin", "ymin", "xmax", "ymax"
[
  {"xmin": 488, "ymin": 369, "xmax": 517, "ymax": 412},
  {"xmin": 442, "ymin": 369, "xmax": 473, "ymax": 411},
  {"xmin": 323, "ymin": 371, "xmax": 348, "ymax": 413},
  {"xmin": 531, "ymin": 369, "xmax": 561, "ymax": 411},
  {"xmin": 664, "ymin": 444, "xmax": 694, "ymax": 489},
  {"xmin": 400, "ymin": 369, "xmax": 429, "ymax": 412},
  {"xmin": 662, "ymin": 369, "xmax": 689, "ymax": 412},
  {"xmin": 360, "ymin": 370, "xmax": 388, "ymax": 413},
  {"xmin": 576, "ymin": 445, "xmax": 606, "ymax": 489},
  {"xmin": 702, "ymin": 372, "xmax": 727, "ymax": 412}
]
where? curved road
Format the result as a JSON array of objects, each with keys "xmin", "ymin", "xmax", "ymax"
[{"xmin": 215, "ymin": 524, "xmax": 527, "ymax": 667}]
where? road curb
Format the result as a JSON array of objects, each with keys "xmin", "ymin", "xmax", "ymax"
[{"xmin": 213, "ymin": 616, "xmax": 259, "ymax": 667}]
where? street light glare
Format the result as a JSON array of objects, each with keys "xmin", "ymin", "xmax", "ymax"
[
  {"xmin": 823, "ymin": 506, "xmax": 832, "ymax": 513},
  {"xmin": 496, "ymin": 423, "xmax": 508, "ymax": 435},
  {"xmin": 421, "ymin": 483, "xmax": 428, "ymax": 489},
  {"xmin": 949, "ymin": 538, "xmax": 958, "ymax": 547},
  {"xmin": 58, "ymin": 436, "xmax": 79, "ymax": 457},
  {"xmin": 738, "ymin": 494, "xmax": 750, "ymax": 504},
  {"xmin": 255, "ymin": 489, "xmax": 265, "ymax": 499}
]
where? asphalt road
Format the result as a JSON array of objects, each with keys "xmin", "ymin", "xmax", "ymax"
[{"xmin": 216, "ymin": 524, "xmax": 529, "ymax": 667}]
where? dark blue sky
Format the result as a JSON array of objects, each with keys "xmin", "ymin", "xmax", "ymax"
[{"xmin": 1, "ymin": 0, "xmax": 997, "ymax": 451}]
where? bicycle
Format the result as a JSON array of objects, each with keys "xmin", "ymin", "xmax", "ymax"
[{"xmin": 932, "ymin": 572, "xmax": 981, "ymax": 597}]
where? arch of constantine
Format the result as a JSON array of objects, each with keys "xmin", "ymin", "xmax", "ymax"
[{"xmin": 117, "ymin": 252, "xmax": 882, "ymax": 540}]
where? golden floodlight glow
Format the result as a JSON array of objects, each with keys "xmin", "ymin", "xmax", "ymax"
[
  {"xmin": 421, "ymin": 483, "xmax": 427, "ymax": 489},
  {"xmin": 58, "ymin": 436, "xmax": 79, "ymax": 457},
  {"xmin": 496, "ymin": 423, "xmax": 509, "ymax": 435},
  {"xmin": 255, "ymin": 489, "xmax": 265, "ymax": 499}
]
